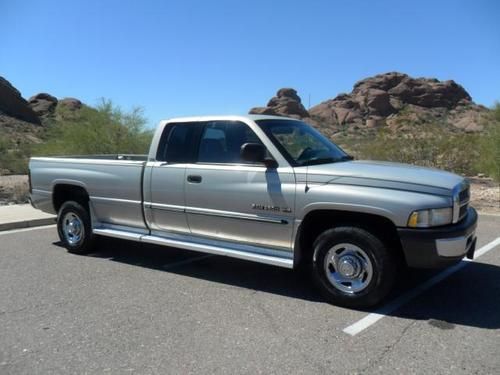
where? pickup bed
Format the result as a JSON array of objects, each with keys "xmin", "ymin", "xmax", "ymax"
[{"xmin": 29, "ymin": 115, "xmax": 477, "ymax": 307}]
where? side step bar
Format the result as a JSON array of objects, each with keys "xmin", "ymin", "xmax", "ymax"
[{"xmin": 93, "ymin": 228, "xmax": 293, "ymax": 269}]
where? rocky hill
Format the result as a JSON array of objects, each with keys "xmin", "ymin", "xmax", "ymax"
[
  {"xmin": 250, "ymin": 72, "xmax": 489, "ymax": 136},
  {"xmin": 0, "ymin": 76, "xmax": 83, "ymax": 127},
  {"xmin": 0, "ymin": 76, "xmax": 83, "ymax": 174}
]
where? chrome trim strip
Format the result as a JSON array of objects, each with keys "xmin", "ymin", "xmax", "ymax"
[
  {"xmin": 145, "ymin": 203, "xmax": 289, "ymax": 224},
  {"xmin": 94, "ymin": 223, "xmax": 149, "ymax": 235},
  {"xmin": 93, "ymin": 228, "xmax": 143, "ymax": 241},
  {"xmin": 185, "ymin": 206, "xmax": 289, "ymax": 225},
  {"xmin": 90, "ymin": 196, "xmax": 142, "ymax": 205},
  {"xmin": 30, "ymin": 156, "xmax": 145, "ymax": 166},
  {"xmin": 32, "ymin": 188, "xmax": 51, "ymax": 195},
  {"xmin": 184, "ymin": 163, "xmax": 268, "ymax": 171},
  {"xmin": 145, "ymin": 202, "xmax": 185, "ymax": 212},
  {"xmin": 460, "ymin": 199, "xmax": 470, "ymax": 207}
]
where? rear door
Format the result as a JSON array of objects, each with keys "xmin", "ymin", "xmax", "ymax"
[
  {"xmin": 146, "ymin": 122, "xmax": 203, "ymax": 233},
  {"xmin": 184, "ymin": 120, "xmax": 296, "ymax": 250}
]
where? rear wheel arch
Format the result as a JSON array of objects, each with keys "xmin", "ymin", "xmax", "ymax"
[
  {"xmin": 294, "ymin": 209, "xmax": 405, "ymax": 269},
  {"xmin": 52, "ymin": 184, "xmax": 90, "ymax": 213}
]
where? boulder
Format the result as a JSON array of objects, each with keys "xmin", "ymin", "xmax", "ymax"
[
  {"xmin": 249, "ymin": 88, "xmax": 310, "ymax": 118},
  {"xmin": 248, "ymin": 107, "xmax": 277, "ymax": 116},
  {"xmin": 309, "ymin": 72, "xmax": 483, "ymax": 133},
  {"xmin": 364, "ymin": 88, "xmax": 394, "ymax": 116},
  {"xmin": 0, "ymin": 76, "xmax": 41, "ymax": 124},
  {"xmin": 28, "ymin": 93, "xmax": 58, "ymax": 117},
  {"xmin": 58, "ymin": 97, "xmax": 82, "ymax": 111}
]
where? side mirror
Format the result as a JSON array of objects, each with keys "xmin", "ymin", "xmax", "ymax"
[{"xmin": 240, "ymin": 143, "xmax": 278, "ymax": 168}]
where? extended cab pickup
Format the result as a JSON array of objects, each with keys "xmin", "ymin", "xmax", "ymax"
[{"xmin": 29, "ymin": 115, "xmax": 477, "ymax": 307}]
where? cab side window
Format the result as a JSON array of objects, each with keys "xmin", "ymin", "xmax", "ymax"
[
  {"xmin": 197, "ymin": 121, "xmax": 263, "ymax": 164},
  {"xmin": 156, "ymin": 123, "xmax": 203, "ymax": 163}
]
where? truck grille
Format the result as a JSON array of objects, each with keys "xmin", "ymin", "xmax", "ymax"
[
  {"xmin": 459, "ymin": 187, "xmax": 470, "ymax": 203},
  {"xmin": 456, "ymin": 184, "xmax": 470, "ymax": 222}
]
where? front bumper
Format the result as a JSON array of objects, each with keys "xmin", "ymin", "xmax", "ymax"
[{"xmin": 398, "ymin": 207, "xmax": 478, "ymax": 268}]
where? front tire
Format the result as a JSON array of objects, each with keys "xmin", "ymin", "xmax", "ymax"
[
  {"xmin": 57, "ymin": 201, "xmax": 95, "ymax": 254},
  {"xmin": 311, "ymin": 226, "xmax": 396, "ymax": 308}
]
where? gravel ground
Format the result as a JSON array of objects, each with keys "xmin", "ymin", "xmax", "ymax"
[
  {"xmin": 468, "ymin": 177, "xmax": 500, "ymax": 214},
  {"xmin": 1, "ymin": 174, "xmax": 498, "ymax": 213}
]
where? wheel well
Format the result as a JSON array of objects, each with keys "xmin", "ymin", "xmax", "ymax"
[
  {"xmin": 52, "ymin": 184, "xmax": 90, "ymax": 213},
  {"xmin": 295, "ymin": 210, "xmax": 405, "ymax": 268}
]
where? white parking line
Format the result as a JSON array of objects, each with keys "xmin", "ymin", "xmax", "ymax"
[
  {"xmin": 162, "ymin": 254, "xmax": 214, "ymax": 270},
  {"xmin": 0, "ymin": 224, "xmax": 56, "ymax": 236},
  {"xmin": 343, "ymin": 237, "xmax": 500, "ymax": 336}
]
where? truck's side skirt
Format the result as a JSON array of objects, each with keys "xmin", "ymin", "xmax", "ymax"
[{"xmin": 92, "ymin": 226, "xmax": 294, "ymax": 269}]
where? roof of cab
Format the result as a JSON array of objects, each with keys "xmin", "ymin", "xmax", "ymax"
[{"xmin": 162, "ymin": 114, "xmax": 301, "ymax": 124}]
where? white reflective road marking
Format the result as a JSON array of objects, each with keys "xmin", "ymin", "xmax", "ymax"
[
  {"xmin": 343, "ymin": 237, "xmax": 500, "ymax": 336},
  {"xmin": 162, "ymin": 254, "xmax": 214, "ymax": 270},
  {"xmin": 0, "ymin": 224, "xmax": 56, "ymax": 236}
]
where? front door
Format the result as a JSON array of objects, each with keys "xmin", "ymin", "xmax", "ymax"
[{"xmin": 184, "ymin": 120, "xmax": 296, "ymax": 250}]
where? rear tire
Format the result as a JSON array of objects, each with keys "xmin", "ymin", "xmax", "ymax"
[
  {"xmin": 57, "ymin": 201, "xmax": 95, "ymax": 254},
  {"xmin": 311, "ymin": 226, "xmax": 396, "ymax": 308}
]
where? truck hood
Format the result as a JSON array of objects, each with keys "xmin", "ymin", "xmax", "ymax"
[{"xmin": 294, "ymin": 160, "xmax": 464, "ymax": 196}]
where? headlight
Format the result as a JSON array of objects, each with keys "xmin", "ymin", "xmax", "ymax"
[{"xmin": 407, "ymin": 207, "xmax": 453, "ymax": 228}]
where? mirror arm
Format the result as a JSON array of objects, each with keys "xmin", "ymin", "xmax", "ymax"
[{"xmin": 263, "ymin": 157, "xmax": 278, "ymax": 169}]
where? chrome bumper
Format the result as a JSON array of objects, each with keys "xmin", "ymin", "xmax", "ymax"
[{"xmin": 436, "ymin": 232, "xmax": 476, "ymax": 257}]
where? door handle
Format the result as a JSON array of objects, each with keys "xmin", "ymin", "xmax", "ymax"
[{"xmin": 187, "ymin": 175, "xmax": 202, "ymax": 183}]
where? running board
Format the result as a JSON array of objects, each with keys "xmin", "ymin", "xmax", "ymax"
[{"xmin": 93, "ymin": 228, "xmax": 293, "ymax": 269}]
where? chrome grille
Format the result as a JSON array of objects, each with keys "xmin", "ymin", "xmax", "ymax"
[
  {"xmin": 459, "ymin": 188, "xmax": 470, "ymax": 203},
  {"xmin": 453, "ymin": 182, "xmax": 470, "ymax": 223}
]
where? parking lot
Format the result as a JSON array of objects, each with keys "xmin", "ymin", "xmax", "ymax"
[{"xmin": 1, "ymin": 214, "xmax": 499, "ymax": 374}]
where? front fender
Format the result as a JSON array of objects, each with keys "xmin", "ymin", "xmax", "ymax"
[{"xmin": 295, "ymin": 183, "xmax": 451, "ymax": 227}]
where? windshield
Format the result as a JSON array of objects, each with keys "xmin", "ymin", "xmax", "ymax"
[{"xmin": 256, "ymin": 119, "xmax": 351, "ymax": 166}]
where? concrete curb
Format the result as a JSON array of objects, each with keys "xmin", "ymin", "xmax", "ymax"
[{"xmin": 0, "ymin": 217, "xmax": 56, "ymax": 232}]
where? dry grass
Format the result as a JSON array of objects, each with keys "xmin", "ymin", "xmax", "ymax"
[{"xmin": 0, "ymin": 175, "xmax": 29, "ymax": 205}]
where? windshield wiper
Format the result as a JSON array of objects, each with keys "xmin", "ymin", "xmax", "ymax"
[
  {"xmin": 300, "ymin": 155, "xmax": 353, "ymax": 166},
  {"xmin": 339, "ymin": 155, "xmax": 354, "ymax": 161},
  {"xmin": 300, "ymin": 157, "xmax": 336, "ymax": 166}
]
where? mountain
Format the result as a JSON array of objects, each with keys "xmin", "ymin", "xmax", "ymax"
[{"xmin": 249, "ymin": 72, "xmax": 489, "ymax": 136}]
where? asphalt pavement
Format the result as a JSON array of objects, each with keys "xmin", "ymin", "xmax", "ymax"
[{"xmin": 0, "ymin": 214, "xmax": 499, "ymax": 374}]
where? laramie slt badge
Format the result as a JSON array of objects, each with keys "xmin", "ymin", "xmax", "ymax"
[{"xmin": 252, "ymin": 203, "xmax": 292, "ymax": 213}]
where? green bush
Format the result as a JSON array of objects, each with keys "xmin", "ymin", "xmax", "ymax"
[
  {"xmin": 350, "ymin": 124, "xmax": 480, "ymax": 176},
  {"xmin": 342, "ymin": 114, "xmax": 499, "ymax": 181},
  {"xmin": 474, "ymin": 103, "xmax": 500, "ymax": 180},
  {"xmin": 34, "ymin": 99, "xmax": 153, "ymax": 156},
  {"xmin": 0, "ymin": 135, "xmax": 31, "ymax": 175}
]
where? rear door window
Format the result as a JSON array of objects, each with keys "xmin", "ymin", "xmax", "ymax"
[{"xmin": 156, "ymin": 122, "xmax": 203, "ymax": 163}]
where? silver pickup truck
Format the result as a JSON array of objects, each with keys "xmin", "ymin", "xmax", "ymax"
[{"xmin": 29, "ymin": 115, "xmax": 477, "ymax": 307}]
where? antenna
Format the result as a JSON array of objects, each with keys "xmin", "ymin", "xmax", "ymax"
[{"xmin": 305, "ymin": 164, "xmax": 310, "ymax": 193}]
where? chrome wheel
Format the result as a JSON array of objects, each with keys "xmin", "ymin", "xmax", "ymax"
[
  {"xmin": 323, "ymin": 243, "xmax": 373, "ymax": 294},
  {"xmin": 62, "ymin": 212, "xmax": 84, "ymax": 246}
]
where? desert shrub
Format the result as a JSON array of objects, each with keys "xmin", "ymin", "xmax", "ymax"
[
  {"xmin": 34, "ymin": 99, "xmax": 153, "ymax": 156},
  {"xmin": 349, "ymin": 124, "xmax": 482, "ymax": 176},
  {"xmin": 0, "ymin": 135, "xmax": 31, "ymax": 175},
  {"xmin": 474, "ymin": 103, "xmax": 500, "ymax": 180}
]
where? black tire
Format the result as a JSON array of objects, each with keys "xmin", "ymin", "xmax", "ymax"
[
  {"xmin": 311, "ymin": 226, "xmax": 396, "ymax": 308},
  {"xmin": 57, "ymin": 201, "xmax": 95, "ymax": 254}
]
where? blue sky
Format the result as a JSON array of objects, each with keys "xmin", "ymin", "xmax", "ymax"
[{"xmin": 1, "ymin": 0, "xmax": 499, "ymax": 127}]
